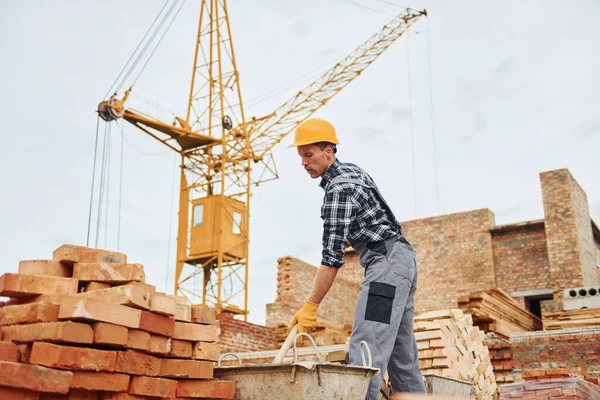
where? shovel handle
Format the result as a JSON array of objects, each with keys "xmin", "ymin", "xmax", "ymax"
[{"xmin": 273, "ymin": 324, "xmax": 298, "ymax": 364}]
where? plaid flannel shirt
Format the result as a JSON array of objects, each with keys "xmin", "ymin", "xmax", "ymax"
[{"xmin": 319, "ymin": 159, "xmax": 401, "ymax": 268}]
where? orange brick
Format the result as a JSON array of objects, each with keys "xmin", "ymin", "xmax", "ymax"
[
  {"xmin": 147, "ymin": 334, "xmax": 169, "ymax": 355},
  {"xmin": 168, "ymin": 339, "xmax": 193, "ymax": 359},
  {"xmin": 97, "ymin": 394, "xmax": 153, "ymax": 400},
  {"xmin": 535, "ymin": 388, "xmax": 563, "ymax": 396},
  {"xmin": 126, "ymin": 329, "xmax": 150, "ymax": 351},
  {"xmin": 9, "ymin": 294, "xmax": 64, "ymax": 306},
  {"xmin": 139, "ymin": 310, "xmax": 174, "ymax": 336},
  {"xmin": 18, "ymin": 260, "xmax": 71, "ymax": 278},
  {"xmin": 84, "ymin": 282, "xmax": 111, "ymax": 292},
  {"xmin": 177, "ymin": 380, "xmax": 235, "ymax": 399},
  {"xmin": 0, "ymin": 360, "xmax": 72, "ymax": 394},
  {"xmin": 128, "ymin": 376, "xmax": 177, "ymax": 398},
  {"xmin": 30, "ymin": 342, "xmax": 116, "ymax": 372},
  {"xmin": 114, "ymin": 350, "xmax": 160, "ymax": 376},
  {"xmin": 71, "ymin": 371, "xmax": 130, "ymax": 392},
  {"xmin": 173, "ymin": 321, "xmax": 218, "ymax": 341},
  {"xmin": 0, "ymin": 340, "xmax": 19, "ymax": 361},
  {"xmin": 2, "ymin": 321, "xmax": 93, "ymax": 344},
  {"xmin": 53, "ymin": 245, "xmax": 126, "ymax": 266},
  {"xmin": 170, "ymin": 295, "xmax": 188, "ymax": 305},
  {"xmin": 175, "ymin": 304, "xmax": 191, "ymax": 322},
  {"xmin": 160, "ymin": 358, "xmax": 213, "ymax": 379},
  {"xmin": 117, "ymin": 282, "xmax": 156, "ymax": 293},
  {"xmin": 562, "ymin": 388, "xmax": 578, "ymax": 395},
  {"xmin": 42, "ymin": 391, "xmax": 99, "ymax": 400},
  {"xmin": 66, "ymin": 391, "xmax": 98, "ymax": 400},
  {"xmin": 75, "ymin": 285, "xmax": 150, "ymax": 310},
  {"xmin": 73, "ymin": 263, "xmax": 144, "ymax": 284},
  {"xmin": 93, "ymin": 322, "xmax": 128, "ymax": 347},
  {"xmin": 522, "ymin": 369, "xmax": 547, "ymax": 378},
  {"xmin": 192, "ymin": 342, "xmax": 220, "ymax": 361},
  {"xmin": 149, "ymin": 293, "xmax": 176, "ymax": 316},
  {"xmin": 0, "ymin": 386, "xmax": 40, "ymax": 400},
  {"xmin": 191, "ymin": 306, "xmax": 216, "ymax": 324},
  {"xmin": 0, "ymin": 302, "xmax": 59, "ymax": 326},
  {"xmin": 58, "ymin": 297, "xmax": 141, "ymax": 329},
  {"xmin": 0, "ymin": 273, "xmax": 78, "ymax": 297}
]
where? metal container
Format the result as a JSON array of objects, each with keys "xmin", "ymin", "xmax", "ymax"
[
  {"xmin": 423, "ymin": 374, "xmax": 473, "ymax": 398},
  {"xmin": 214, "ymin": 333, "xmax": 379, "ymax": 400}
]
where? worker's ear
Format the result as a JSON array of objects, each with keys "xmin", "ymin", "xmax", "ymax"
[{"xmin": 326, "ymin": 144, "xmax": 334, "ymax": 158}]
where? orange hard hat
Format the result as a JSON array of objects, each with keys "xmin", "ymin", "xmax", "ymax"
[{"xmin": 288, "ymin": 118, "xmax": 340, "ymax": 147}]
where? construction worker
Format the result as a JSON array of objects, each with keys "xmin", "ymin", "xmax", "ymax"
[{"xmin": 287, "ymin": 118, "xmax": 426, "ymax": 399}]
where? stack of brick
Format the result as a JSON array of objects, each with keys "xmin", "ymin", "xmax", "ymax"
[
  {"xmin": 500, "ymin": 370, "xmax": 600, "ymax": 399},
  {"xmin": 0, "ymin": 244, "xmax": 235, "ymax": 400},
  {"xmin": 414, "ymin": 309, "xmax": 498, "ymax": 400}
]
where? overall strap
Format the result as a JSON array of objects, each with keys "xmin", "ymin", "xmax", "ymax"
[{"xmin": 327, "ymin": 176, "xmax": 401, "ymax": 227}]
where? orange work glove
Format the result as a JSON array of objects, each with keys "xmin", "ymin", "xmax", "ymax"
[{"xmin": 288, "ymin": 301, "xmax": 319, "ymax": 335}]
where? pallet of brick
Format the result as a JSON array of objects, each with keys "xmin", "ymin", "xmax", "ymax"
[
  {"xmin": 458, "ymin": 288, "xmax": 542, "ymax": 338},
  {"xmin": 0, "ymin": 244, "xmax": 235, "ymax": 399},
  {"xmin": 500, "ymin": 375, "xmax": 600, "ymax": 399},
  {"xmin": 414, "ymin": 309, "xmax": 498, "ymax": 400},
  {"xmin": 542, "ymin": 307, "xmax": 600, "ymax": 330}
]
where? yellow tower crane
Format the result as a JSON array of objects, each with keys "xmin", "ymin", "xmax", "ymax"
[{"xmin": 98, "ymin": 1, "xmax": 426, "ymax": 320}]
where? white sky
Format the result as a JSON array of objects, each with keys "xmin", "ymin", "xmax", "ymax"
[{"xmin": 1, "ymin": 1, "xmax": 599, "ymax": 324}]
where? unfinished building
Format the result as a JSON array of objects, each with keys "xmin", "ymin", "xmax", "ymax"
[{"xmin": 219, "ymin": 167, "xmax": 600, "ymax": 390}]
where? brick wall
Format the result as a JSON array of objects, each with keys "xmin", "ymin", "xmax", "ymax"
[
  {"xmin": 401, "ymin": 209, "xmax": 497, "ymax": 314},
  {"xmin": 594, "ymin": 224, "xmax": 600, "ymax": 277},
  {"xmin": 492, "ymin": 221, "xmax": 551, "ymax": 294},
  {"xmin": 217, "ymin": 312, "xmax": 279, "ymax": 353},
  {"xmin": 487, "ymin": 329, "xmax": 600, "ymax": 385},
  {"xmin": 510, "ymin": 329, "xmax": 600, "ymax": 379},
  {"xmin": 540, "ymin": 170, "xmax": 599, "ymax": 309},
  {"xmin": 265, "ymin": 256, "xmax": 359, "ymax": 328},
  {"xmin": 569, "ymin": 173, "xmax": 599, "ymax": 286}
]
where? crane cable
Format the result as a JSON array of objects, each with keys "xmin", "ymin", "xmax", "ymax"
[
  {"xmin": 86, "ymin": 116, "xmax": 101, "ymax": 247},
  {"xmin": 406, "ymin": 32, "xmax": 418, "ymax": 219},
  {"xmin": 103, "ymin": 0, "xmax": 170, "ymax": 100},
  {"xmin": 94, "ymin": 122, "xmax": 110, "ymax": 248},
  {"xmin": 103, "ymin": 0, "xmax": 186, "ymax": 100},
  {"xmin": 165, "ymin": 153, "xmax": 178, "ymax": 293},
  {"xmin": 425, "ymin": 18, "xmax": 440, "ymax": 214}
]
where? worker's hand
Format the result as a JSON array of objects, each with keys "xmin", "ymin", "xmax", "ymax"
[{"xmin": 288, "ymin": 301, "xmax": 319, "ymax": 336}]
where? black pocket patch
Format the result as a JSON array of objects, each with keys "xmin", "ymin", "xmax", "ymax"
[{"xmin": 365, "ymin": 282, "xmax": 395, "ymax": 324}]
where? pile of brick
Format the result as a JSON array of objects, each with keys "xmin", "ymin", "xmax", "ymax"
[
  {"xmin": 458, "ymin": 288, "xmax": 542, "ymax": 338},
  {"xmin": 0, "ymin": 244, "xmax": 235, "ymax": 399},
  {"xmin": 414, "ymin": 309, "xmax": 498, "ymax": 400},
  {"xmin": 500, "ymin": 369, "xmax": 600, "ymax": 399}
]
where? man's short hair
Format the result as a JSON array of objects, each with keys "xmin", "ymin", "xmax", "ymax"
[{"xmin": 315, "ymin": 141, "xmax": 337, "ymax": 154}]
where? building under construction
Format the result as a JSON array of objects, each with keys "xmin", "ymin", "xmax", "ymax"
[{"xmin": 0, "ymin": 1, "xmax": 599, "ymax": 399}]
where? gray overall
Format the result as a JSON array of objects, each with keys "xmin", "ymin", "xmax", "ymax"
[{"xmin": 328, "ymin": 176, "xmax": 426, "ymax": 399}]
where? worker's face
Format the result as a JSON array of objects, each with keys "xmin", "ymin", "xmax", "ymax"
[{"xmin": 297, "ymin": 144, "xmax": 333, "ymax": 179}]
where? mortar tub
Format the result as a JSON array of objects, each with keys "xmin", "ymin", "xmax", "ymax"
[{"xmin": 214, "ymin": 333, "xmax": 379, "ymax": 400}]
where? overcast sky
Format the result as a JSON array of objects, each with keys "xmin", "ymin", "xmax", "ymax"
[{"xmin": 1, "ymin": 1, "xmax": 599, "ymax": 324}]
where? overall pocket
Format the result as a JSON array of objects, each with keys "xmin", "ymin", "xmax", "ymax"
[{"xmin": 365, "ymin": 282, "xmax": 395, "ymax": 324}]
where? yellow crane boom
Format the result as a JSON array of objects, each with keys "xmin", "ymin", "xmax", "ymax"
[{"xmin": 98, "ymin": 2, "xmax": 426, "ymax": 319}]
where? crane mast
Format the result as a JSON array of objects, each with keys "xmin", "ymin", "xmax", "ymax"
[{"xmin": 98, "ymin": 1, "xmax": 426, "ymax": 320}]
